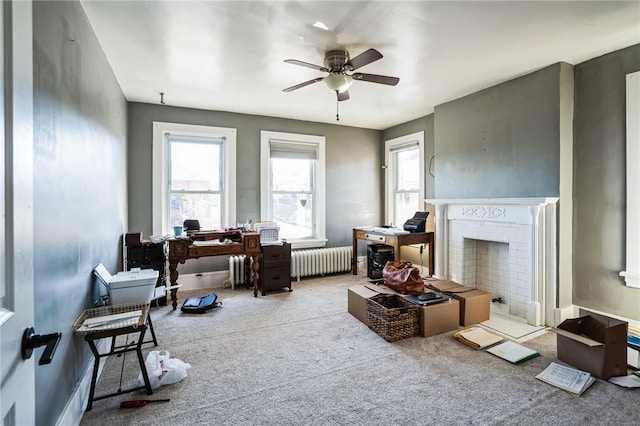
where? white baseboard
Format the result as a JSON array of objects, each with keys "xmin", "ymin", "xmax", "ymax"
[
  {"xmin": 573, "ymin": 304, "xmax": 640, "ymax": 329},
  {"xmin": 553, "ymin": 305, "xmax": 578, "ymax": 327},
  {"xmin": 554, "ymin": 304, "xmax": 640, "ymax": 329},
  {"xmin": 177, "ymin": 271, "xmax": 230, "ymax": 290},
  {"xmin": 56, "ymin": 339, "xmax": 109, "ymax": 426}
]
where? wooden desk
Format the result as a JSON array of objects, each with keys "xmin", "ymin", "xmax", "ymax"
[
  {"xmin": 168, "ymin": 231, "xmax": 261, "ymax": 308},
  {"xmin": 352, "ymin": 228, "xmax": 434, "ymax": 276}
]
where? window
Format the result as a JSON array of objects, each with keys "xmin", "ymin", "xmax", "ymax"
[
  {"xmin": 153, "ymin": 122, "xmax": 236, "ymax": 235},
  {"xmin": 385, "ymin": 132, "xmax": 425, "ymax": 227},
  {"xmin": 260, "ymin": 131, "xmax": 326, "ymax": 249}
]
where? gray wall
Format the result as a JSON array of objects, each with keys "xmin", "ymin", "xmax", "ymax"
[
  {"xmin": 127, "ymin": 103, "xmax": 382, "ymax": 269},
  {"xmin": 573, "ymin": 44, "xmax": 640, "ymax": 319},
  {"xmin": 33, "ymin": 1, "xmax": 128, "ymax": 424},
  {"xmin": 434, "ymin": 64, "xmax": 563, "ymax": 198}
]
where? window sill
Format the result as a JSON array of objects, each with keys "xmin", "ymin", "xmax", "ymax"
[
  {"xmin": 288, "ymin": 239, "xmax": 328, "ymax": 250},
  {"xmin": 620, "ymin": 270, "xmax": 640, "ymax": 289}
]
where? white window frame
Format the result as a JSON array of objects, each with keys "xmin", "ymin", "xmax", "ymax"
[
  {"xmin": 620, "ymin": 71, "xmax": 640, "ymax": 288},
  {"xmin": 384, "ymin": 131, "xmax": 425, "ymax": 226},
  {"xmin": 153, "ymin": 122, "xmax": 236, "ymax": 236},
  {"xmin": 260, "ymin": 130, "xmax": 326, "ymax": 249}
]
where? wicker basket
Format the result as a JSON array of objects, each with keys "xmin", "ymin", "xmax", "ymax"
[
  {"xmin": 73, "ymin": 303, "xmax": 148, "ymax": 335},
  {"xmin": 367, "ymin": 294, "xmax": 420, "ymax": 342}
]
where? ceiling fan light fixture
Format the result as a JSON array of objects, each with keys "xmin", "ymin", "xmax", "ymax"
[
  {"xmin": 324, "ymin": 73, "xmax": 353, "ymax": 93},
  {"xmin": 312, "ymin": 21, "xmax": 329, "ymax": 31}
]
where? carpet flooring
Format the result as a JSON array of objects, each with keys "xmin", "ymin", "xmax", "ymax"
[{"xmin": 79, "ymin": 273, "xmax": 638, "ymax": 425}]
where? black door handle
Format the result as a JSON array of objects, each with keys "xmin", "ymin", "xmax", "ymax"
[{"xmin": 21, "ymin": 327, "xmax": 61, "ymax": 365}]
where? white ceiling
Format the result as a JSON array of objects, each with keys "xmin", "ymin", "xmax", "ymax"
[{"xmin": 80, "ymin": 1, "xmax": 640, "ymax": 130}]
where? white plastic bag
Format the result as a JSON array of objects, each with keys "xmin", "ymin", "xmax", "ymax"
[{"xmin": 138, "ymin": 350, "xmax": 191, "ymax": 389}]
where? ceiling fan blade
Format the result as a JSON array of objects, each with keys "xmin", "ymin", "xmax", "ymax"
[
  {"xmin": 337, "ymin": 90, "xmax": 350, "ymax": 102},
  {"xmin": 352, "ymin": 73, "xmax": 399, "ymax": 86},
  {"xmin": 347, "ymin": 48, "xmax": 383, "ymax": 71},
  {"xmin": 283, "ymin": 77, "xmax": 324, "ymax": 92},
  {"xmin": 284, "ymin": 59, "xmax": 329, "ymax": 72}
]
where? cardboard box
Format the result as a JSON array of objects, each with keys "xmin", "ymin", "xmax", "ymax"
[
  {"xmin": 347, "ymin": 284, "xmax": 459, "ymax": 337},
  {"xmin": 347, "ymin": 284, "xmax": 394, "ymax": 325},
  {"xmin": 419, "ymin": 298, "xmax": 460, "ymax": 337},
  {"xmin": 425, "ymin": 278, "xmax": 490, "ymax": 326},
  {"xmin": 552, "ymin": 310, "xmax": 628, "ymax": 380}
]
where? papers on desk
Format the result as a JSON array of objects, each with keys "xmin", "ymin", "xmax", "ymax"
[
  {"xmin": 354, "ymin": 226, "xmax": 410, "ymax": 235},
  {"xmin": 192, "ymin": 240, "xmax": 224, "ymax": 247}
]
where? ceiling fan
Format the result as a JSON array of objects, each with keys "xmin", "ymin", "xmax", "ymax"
[{"xmin": 283, "ymin": 48, "xmax": 399, "ymax": 119}]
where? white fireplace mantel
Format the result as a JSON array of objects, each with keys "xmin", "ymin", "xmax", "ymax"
[
  {"xmin": 425, "ymin": 197, "xmax": 559, "ymax": 326},
  {"xmin": 426, "ymin": 197, "xmax": 559, "ymax": 205}
]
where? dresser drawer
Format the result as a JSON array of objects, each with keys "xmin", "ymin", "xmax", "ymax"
[
  {"xmin": 261, "ymin": 243, "xmax": 291, "ymax": 267},
  {"xmin": 260, "ymin": 266, "xmax": 292, "ymax": 293}
]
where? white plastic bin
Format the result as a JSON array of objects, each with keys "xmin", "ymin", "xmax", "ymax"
[{"xmin": 108, "ymin": 268, "xmax": 158, "ymax": 305}]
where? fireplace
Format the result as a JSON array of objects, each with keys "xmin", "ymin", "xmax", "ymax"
[{"xmin": 426, "ymin": 198, "xmax": 559, "ymax": 326}]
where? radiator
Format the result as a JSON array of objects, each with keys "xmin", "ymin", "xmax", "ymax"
[
  {"xmin": 291, "ymin": 246, "xmax": 352, "ymax": 281},
  {"xmin": 226, "ymin": 255, "xmax": 255, "ymax": 290}
]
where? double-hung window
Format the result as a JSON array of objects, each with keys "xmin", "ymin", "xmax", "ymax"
[
  {"xmin": 153, "ymin": 122, "xmax": 236, "ymax": 235},
  {"xmin": 260, "ymin": 131, "xmax": 326, "ymax": 249},
  {"xmin": 385, "ymin": 131, "xmax": 425, "ymax": 227}
]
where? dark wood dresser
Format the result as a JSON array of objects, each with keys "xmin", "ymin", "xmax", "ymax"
[
  {"xmin": 260, "ymin": 243, "xmax": 292, "ymax": 295},
  {"xmin": 125, "ymin": 240, "xmax": 167, "ymax": 305}
]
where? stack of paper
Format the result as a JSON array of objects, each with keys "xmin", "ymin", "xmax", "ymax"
[
  {"xmin": 535, "ymin": 362, "xmax": 595, "ymax": 395},
  {"xmin": 486, "ymin": 340, "xmax": 540, "ymax": 364},
  {"xmin": 454, "ymin": 326, "xmax": 504, "ymax": 349}
]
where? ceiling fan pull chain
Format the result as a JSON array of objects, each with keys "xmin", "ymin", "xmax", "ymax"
[{"xmin": 336, "ymin": 93, "xmax": 340, "ymax": 121}]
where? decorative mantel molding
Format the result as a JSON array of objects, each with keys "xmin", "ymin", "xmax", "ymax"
[
  {"xmin": 425, "ymin": 197, "xmax": 559, "ymax": 326},
  {"xmin": 426, "ymin": 197, "xmax": 559, "ymax": 206}
]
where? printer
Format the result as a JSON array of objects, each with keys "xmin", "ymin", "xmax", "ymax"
[{"xmin": 403, "ymin": 211, "xmax": 428, "ymax": 233}]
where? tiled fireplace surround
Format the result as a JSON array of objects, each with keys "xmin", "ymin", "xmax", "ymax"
[{"xmin": 427, "ymin": 198, "xmax": 559, "ymax": 327}]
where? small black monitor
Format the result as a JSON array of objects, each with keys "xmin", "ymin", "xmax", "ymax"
[{"xmin": 183, "ymin": 219, "xmax": 201, "ymax": 231}]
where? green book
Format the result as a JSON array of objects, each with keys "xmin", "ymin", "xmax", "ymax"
[{"xmin": 486, "ymin": 340, "xmax": 540, "ymax": 364}]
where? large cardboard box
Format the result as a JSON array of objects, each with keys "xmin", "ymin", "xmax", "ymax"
[
  {"xmin": 425, "ymin": 278, "xmax": 490, "ymax": 326},
  {"xmin": 419, "ymin": 298, "xmax": 460, "ymax": 337},
  {"xmin": 347, "ymin": 284, "xmax": 459, "ymax": 337},
  {"xmin": 347, "ymin": 284, "xmax": 394, "ymax": 325},
  {"xmin": 552, "ymin": 310, "xmax": 628, "ymax": 379}
]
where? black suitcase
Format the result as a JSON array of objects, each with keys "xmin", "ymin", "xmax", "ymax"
[{"xmin": 180, "ymin": 293, "xmax": 221, "ymax": 313}]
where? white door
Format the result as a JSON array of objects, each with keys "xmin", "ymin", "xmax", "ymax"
[{"xmin": 0, "ymin": 1, "xmax": 36, "ymax": 424}]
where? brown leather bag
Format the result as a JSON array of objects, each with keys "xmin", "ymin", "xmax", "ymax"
[{"xmin": 382, "ymin": 260, "xmax": 425, "ymax": 295}]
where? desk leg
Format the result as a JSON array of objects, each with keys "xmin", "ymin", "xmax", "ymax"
[
  {"xmin": 428, "ymin": 233, "xmax": 435, "ymax": 277},
  {"xmin": 136, "ymin": 328, "xmax": 153, "ymax": 395},
  {"xmin": 85, "ymin": 338, "xmax": 101, "ymax": 411},
  {"xmin": 252, "ymin": 255, "xmax": 260, "ymax": 297},
  {"xmin": 169, "ymin": 261, "xmax": 179, "ymax": 310},
  {"xmin": 352, "ymin": 230, "xmax": 358, "ymax": 275}
]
